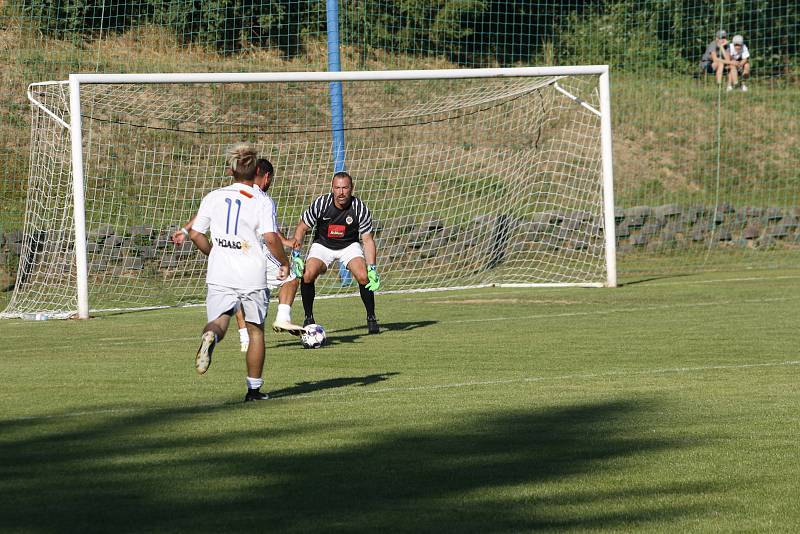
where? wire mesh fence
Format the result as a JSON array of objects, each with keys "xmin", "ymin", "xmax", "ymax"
[{"xmin": 1, "ymin": 1, "xmax": 798, "ymax": 292}]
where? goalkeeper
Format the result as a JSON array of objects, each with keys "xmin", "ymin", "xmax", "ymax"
[{"xmin": 291, "ymin": 171, "xmax": 381, "ymax": 334}]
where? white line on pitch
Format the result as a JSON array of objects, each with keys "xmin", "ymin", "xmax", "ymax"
[
  {"xmin": 274, "ymin": 359, "xmax": 800, "ymax": 400},
  {"xmin": 2, "ymin": 273, "xmax": 797, "ymax": 334},
  {"xmin": 447, "ymin": 295, "xmax": 800, "ymax": 324},
  {"xmin": 4, "ymin": 359, "xmax": 799, "ymax": 422},
  {"xmin": 646, "ymin": 274, "xmax": 800, "ymax": 286},
  {"xmin": 2, "ymin": 294, "xmax": 798, "ymax": 353}
]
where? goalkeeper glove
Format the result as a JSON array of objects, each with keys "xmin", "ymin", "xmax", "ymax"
[
  {"xmin": 291, "ymin": 250, "xmax": 305, "ymax": 278},
  {"xmin": 365, "ymin": 264, "xmax": 381, "ymax": 292}
]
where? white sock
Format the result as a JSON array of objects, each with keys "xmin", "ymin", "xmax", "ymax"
[
  {"xmin": 239, "ymin": 327, "xmax": 249, "ymax": 342},
  {"xmin": 276, "ymin": 304, "xmax": 292, "ymax": 323},
  {"xmin": 246, "ymin": 376, "xmax": 263, "ymax": 390}
]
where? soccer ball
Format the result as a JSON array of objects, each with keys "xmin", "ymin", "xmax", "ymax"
[{"xmin": 301, "ymin": 324, "xmax": 326, "ymax": 349}]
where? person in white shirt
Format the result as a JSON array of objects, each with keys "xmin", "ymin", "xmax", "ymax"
[
  {"xmin": 250, "ymin": 158, "xmax": 303, "ymax": 336},
  {"xmin": 727, "ymin": 34, "xmax": 750, "ymax": 92},
  {"xmin": 172, "ymin": 158, "xmax": 303, "ymax": 352},
  {"xmin": 189, "ymin": 143, "xmax": 289, "ymax": 402}
]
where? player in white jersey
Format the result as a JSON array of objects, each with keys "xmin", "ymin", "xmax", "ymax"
[
  {"xmin": 189, "ymin": 143, "xmax": 289, "ymax": 402},
  {"xmin": 172, "ymin": 158, "xmax": 304, "ymax": 350},
  {"xmin": 251, "ymin": 158, "xmax": 303, "ymax": 335}
]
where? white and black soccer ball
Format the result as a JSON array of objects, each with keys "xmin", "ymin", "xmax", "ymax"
[{"xmin": 301, "ymin": 324, "xmax": 326, "ymax": 349}]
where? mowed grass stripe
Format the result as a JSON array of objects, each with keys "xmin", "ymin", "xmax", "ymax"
[
  {"xmin": 1, "ymin": 292, "xmax": 797, "ymax": 354},
  {"xmin": 4, "ymin": 358, "xmax": 800, "ymax": 423}
]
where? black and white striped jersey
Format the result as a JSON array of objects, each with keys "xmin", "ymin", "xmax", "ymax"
[{"xmin": 301, "ymin": 193, "xmax": 373, "ymax": 250}]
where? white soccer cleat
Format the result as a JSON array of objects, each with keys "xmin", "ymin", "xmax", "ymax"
[
  {"xmin": 240, "ymin": 340, "xmax": 249, "ymax": 352},
  {"xmin": 195, "ymin": 331, "xmax": 216, "ymax": 375},
  {"xmin": 272, "ymin": 319, "xmax": 306, "ymax": 336},
  {"xmin": 741, "ymin": 84, "xmax": 748, "ymax": 92},
  {"xmin": 726, "ymin": 85, "xmax": 733, "ymax": 92}
]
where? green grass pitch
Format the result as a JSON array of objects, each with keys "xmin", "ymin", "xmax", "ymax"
[{"xmin": 1, "ymin": 268, "xmax": 799, "ymax": 532}]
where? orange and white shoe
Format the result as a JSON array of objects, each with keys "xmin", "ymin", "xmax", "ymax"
[{"xmin": 272, "ymin": 319, "xmax": 305, "ymax": 336}]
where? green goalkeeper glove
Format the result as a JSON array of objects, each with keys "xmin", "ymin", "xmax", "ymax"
[
  {"xmin": 291, "ymin": 250, "xmax": 305, "ymax": 279},
  {"xmin": 366, "ymin": 264, "xmax": 381, "ymax": 291}
]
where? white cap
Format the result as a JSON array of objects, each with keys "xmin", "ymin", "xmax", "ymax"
[{"xmin": 732, "ymin": 35, "xmax": 744, "ymax": 45}]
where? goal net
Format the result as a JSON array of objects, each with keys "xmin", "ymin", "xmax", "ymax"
[{"xmin": 2, "ymin": 68, "xmax": 615, "ymax": 319}]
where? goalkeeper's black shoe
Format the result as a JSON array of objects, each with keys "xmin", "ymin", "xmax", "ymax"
[
  {"xmin": 244, "ymin": 389, "xmax": 269, "ymax": 402},
  {"xmin": 303, "ymin": 315, "xmax": 316, "ymax": 327},
  {"xmin": 367, "ymin": 315, "xmax": 380, "ymax": 335}
]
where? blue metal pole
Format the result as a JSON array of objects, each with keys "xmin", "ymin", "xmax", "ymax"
[
  {"xmin": 326, "ymin": 0, "xmax": 346, "ymax": 174},
  {"xmin": 326, "ymin": 0, "xmax": 352, "ymax": 286}
]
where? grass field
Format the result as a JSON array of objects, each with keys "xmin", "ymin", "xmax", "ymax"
[{"xmin": 1, "ymin": 268, "xmax": 799, "ymax": 532}]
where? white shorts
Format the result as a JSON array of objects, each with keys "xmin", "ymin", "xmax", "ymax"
[
  {"xmin": 265, "ymin": 258, "xmax": 296, "ymax": 290},
  {"xmin": 206, "ymin": 284, "xmax": 270, "ymax": 324},
  {"xmin": 307, "ymin": 242, "xmax": 365, "ymax": 269}
]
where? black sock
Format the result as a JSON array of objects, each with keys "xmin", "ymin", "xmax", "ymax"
[
  {"xmin": 359, "ymin": 284, "xmax": 376, "ymax": 318},
  {"xmin": 301, "ymin": 280, "xmax": 316, "ymax": 318}
]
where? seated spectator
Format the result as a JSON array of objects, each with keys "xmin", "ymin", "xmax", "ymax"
[
  {"xmin": 700, "ymin": 30, "xmax": 729, "ymax": 84},
  {"xmin": 727, "ymin": 34, "xmax": 750, "ymax": 92}
]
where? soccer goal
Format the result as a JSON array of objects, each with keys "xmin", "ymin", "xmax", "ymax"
[{"xmin": 2, "ymin": 67, "xmax": 615, "ymax": 320}]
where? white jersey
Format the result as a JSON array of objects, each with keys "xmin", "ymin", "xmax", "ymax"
[
  {"xmin": 250, "ymin": 184, "xmax": 284, "ymax": 270},
  {"xmin": 192, "ymin": 183, "xmax": 278, "ymax": 290},
  {"xmin": 728, "ymin": 43, "xmax": 750, "ymax": 61}
]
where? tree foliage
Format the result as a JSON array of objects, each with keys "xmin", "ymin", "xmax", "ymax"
[{"xmin": 10, "ymin": 0, "xmax": 800, "ymax": 73}]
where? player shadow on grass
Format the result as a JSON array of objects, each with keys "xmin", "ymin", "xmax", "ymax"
[
  {"xmin": 267, "ymin": 372, "xmax": 400, "ymax": 398},
  {"xmin": 0, "ymin": 396, "xmax": 719, "ymax": 532},
  {"xmin": 273, "ymin": 320, "xmax": 437, "ymax": 348},
  {"xmin": 619, "ymin": 273, "xmax": 692, "ymax": 286},
  {"xmin": 326, "ymin": 320, "xmax": 437, "ymax": 335}
]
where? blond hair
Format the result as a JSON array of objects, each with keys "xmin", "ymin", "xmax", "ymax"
[{"xmin": 226, "ymin": 143, "xmax": 258, "ymax": 181}]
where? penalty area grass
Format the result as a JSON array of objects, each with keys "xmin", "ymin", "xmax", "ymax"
[{"xmin": 0, "ymin": 268, "xmax": 799, "ymax": 532}]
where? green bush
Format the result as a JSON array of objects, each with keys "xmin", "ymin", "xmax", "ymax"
[
  {"xmin": 15, "ymin": 0, "xmax": 153, "ymax": 38},
  {"xmin": 9, "ymin": 0, "xmax": 800, "ymax": 73}
]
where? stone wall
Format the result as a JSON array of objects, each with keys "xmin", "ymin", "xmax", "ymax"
[
  {"xmin": 614, "ymin": 205, "xmax": 800, "ymax": 253},
  {"xmin": 1, "ymin": 205, "xmax": 798, "ymax": 284}
]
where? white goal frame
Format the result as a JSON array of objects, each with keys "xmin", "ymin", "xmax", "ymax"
[{"xmin": 36, "ymin": 66, "xmax": 616, "ymax": 319}]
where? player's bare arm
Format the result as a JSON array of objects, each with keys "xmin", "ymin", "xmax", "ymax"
[
  {"xmin": 189, "ymin": 228, "xmax": 212, "ymax": 255},
  {"xmin": 292, "ymin": 220, "xmax": 311, "ymax": 249},
  {"xmin": 362, "ymin": 231, "xmax": 377, "ymax": 265},
  {"xmin": 279, "ymin": 232, "xmax": 296, "ymax": 249},
  {"xmin": 264, "ymin": 231, "xmax": 290, "ymax": 280},
  {"xmin": 172, "ymin": 215, "xmax": 197, "ymax": 244}
]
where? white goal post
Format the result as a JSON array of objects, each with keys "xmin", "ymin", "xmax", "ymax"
[{"xmin": 5, "ymin": 66, "xmax": 616, "ymax": 320}]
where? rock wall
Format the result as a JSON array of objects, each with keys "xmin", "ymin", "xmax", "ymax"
[{"xmin": 2, "ymin": 205, "xmax": 798, "ymax": 282}]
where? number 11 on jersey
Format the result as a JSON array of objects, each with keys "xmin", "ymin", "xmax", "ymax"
[{"xmin": 224, "ymin": 198, "xmax": 242, "ymax": 235}]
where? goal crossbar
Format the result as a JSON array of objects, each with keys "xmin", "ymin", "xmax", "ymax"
[{"xmin": 65, "ymin": 66, "xmax": 610, "ymax": 85}]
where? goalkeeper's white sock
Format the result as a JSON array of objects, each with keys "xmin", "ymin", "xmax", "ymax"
[
  {"xmin": 276, "ymin": 304, "xmax": 292, "ymax": 324},
  {"xmin": 246, "ymin": 376, "xmax": 263, "ymax": 390},
  {"xmin": 238, "ymin": 327, "xmax": 249, "ymax": 343}
]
